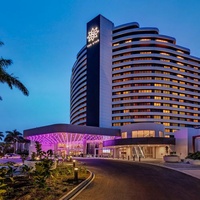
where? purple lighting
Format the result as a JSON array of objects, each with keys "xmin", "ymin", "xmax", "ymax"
[{"xmin": 26, "ymin": 132, "xmax": 115, "ymax": 145}]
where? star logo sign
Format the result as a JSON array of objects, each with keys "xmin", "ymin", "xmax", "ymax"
[{"xmin": 87, "ymin": 27, "xmax": 99, "ymax": 42}]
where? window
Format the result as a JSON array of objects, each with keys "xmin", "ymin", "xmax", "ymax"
[
  {"xmin": 140, "ymin": 38, "xmax": 150, "ymax": 41},
  {"xmin": 156, "ymin": 39, "xmax": 168, "ymax": 43},
  {"xmin": 121, "ymin": 132, "xmax": 127, "ymax": 138},
  {"xmin": 163, "ymin": 110, "xmax": 170, "ymax": 113},
  {"xmin": 132, "ymin": 130, "xmax": 155, "ymax": 138},
  {"xmin": 159, "ymin": 131, "xmax": 164, "ymax": 137},
  {"xmin": 155, "ymin": 96, "xmax": 162, "ymax": 100}
]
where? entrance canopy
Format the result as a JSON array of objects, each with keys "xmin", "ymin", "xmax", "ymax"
[{"xmin": 24, "ymin": 124, "xmax": 121, "ymax": 145}]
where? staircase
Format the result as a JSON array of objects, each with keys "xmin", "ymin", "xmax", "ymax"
[{"xmin": 133, "ymin": 146, "xmax": 145, "ymax": 158}]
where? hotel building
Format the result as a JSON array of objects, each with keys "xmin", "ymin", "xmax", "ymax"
[
  {"xmin": 71, "ymin": 15, "xmax": 200, "ymax": 134},
  {"xmin": 24, "ymin": 15, "xmax": 200, "ymax": 160}
]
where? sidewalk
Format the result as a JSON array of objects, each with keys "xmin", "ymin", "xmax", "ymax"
[{"xmin": 134, "ymin": 158, "xmax": 200, "ymax": 180}]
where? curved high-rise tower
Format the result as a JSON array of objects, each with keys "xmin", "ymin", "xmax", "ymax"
[{"xmin": 70, "ymin": 15, "xmax": 200, "ymax": 134}]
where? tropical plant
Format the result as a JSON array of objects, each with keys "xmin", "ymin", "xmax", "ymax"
[
  {"xmin": 4, "ymin": 130, "xmax": 22, "ymax": 153},
  {"xmin": 0, "ymin": 41, "xmax": 29, "ymax": 100},
  {"xmin": 186, "ymin": 151, "xmax": 200, "ymax": 160},
  {"xmin": 35, "ymin": 141, "xmax": 45, "ymax": 159},
  {"xmin": 0, "ymin": 132, "xmax": 4, "ymax": 141},
  {"xmin": 33, "ymin": 158, "xmax": 54, "ymax": 188}
]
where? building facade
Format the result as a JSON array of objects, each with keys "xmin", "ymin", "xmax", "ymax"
[
  {"xmin": 23, "ymin": 15, "xmax": 200, "ymax": 160},
  {"xmin": 70, "ymin": 15, "xmax": 200, "ymax": 134}
]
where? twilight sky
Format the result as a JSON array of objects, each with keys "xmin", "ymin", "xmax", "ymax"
[{"xmin": 0, "ymin": 0, "xmax": 200, "ymax": 134}]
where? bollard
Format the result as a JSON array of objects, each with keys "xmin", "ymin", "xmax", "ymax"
[
  {"xmin": 128, "ymin": 156, "xmax": 130, "ymax": 160},
  {"xmin": 139, "ymin": 156, "xmax": 141, "ymax": 162},
  {"xmin": 74, "ymin": 168, "xmax": 78, "ymax": 183},
  {"xmin": 73, "ymin": 160, "xmax": 76, "ymax": 168},
  {"xmin": 133, "ymin": 155, "xmax": 135, "ymax": 161}
]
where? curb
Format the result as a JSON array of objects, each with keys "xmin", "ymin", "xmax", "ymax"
[{"xmin": 59, "ymin": 170, "xmax": 95, "ymax": 200}]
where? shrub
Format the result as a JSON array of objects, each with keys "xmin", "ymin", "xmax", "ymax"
[{"xmin": 186, "ymin": 151, "xmax": 200, "ymax": 160}]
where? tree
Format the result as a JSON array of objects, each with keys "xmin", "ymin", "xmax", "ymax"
[
  {"xmin": 0, "ymin": 41, "xmax": 29, "ymax": 100},
  {"xmin": 0, "ymin": 132, "xmax": 4, "ymax": 141},
  {"xmin": 4, "ymin": 129, "xmax": 22, "ymax": 153}
]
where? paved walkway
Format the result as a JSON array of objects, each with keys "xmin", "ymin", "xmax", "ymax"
[{"xmin": 125, "ymin": 158, "xmax": 200, "ymax": 180}]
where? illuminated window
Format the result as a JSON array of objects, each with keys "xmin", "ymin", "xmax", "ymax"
[
  {"xmin": 172, "ymin": 105, "xmax": 178, "ymax": 108},
  {"xmin": 156, "ymin": 39, "xmax": 168, "ymax": 43},
  {"xmin": 172, "ymin": 86, "xmax": 178, "ymax": 89},
  {"xmin": 179, "ymin": 81, "xmax": 185, "ymax": 84},
  {"xmin": 163, "ymin": 71, "xmax": 170, "ymax": 75},
  {"xmin": 177, "ymin": 56, "xmax": 184, "ymax": 59},
  {"xmin": 163, "ymin": 116, "xmax": 170, "ymax": 119},
  {"xmin": 154, "ymin": 103, "xmax": 161, "ymax": 106},
  {"xmin": 123, "ymin": 59, "xmax": 131, "ymax": 62},
  {"xmin": 140, "ymin": 38, "xmax": 150, "ymax": 41},
  {"xmin": 161, "ymin": 59, "xmax": 170, "ymax": 62},
  {"xmin": 172, "ymin": 80, "xmax": 178, "ymax": 83},
  {"xmin": 163, "ymin": 110, "xmax": 170, "ymax": 113},
  {"xmin": 172, "ymin": 67, "xmax": 178, "ymax": 70},
  {"xmin": 113, "ymin": 67, "xmax": 121, "ymax": 71},
  {"xmin": 123, "ymin": 65, "xmax": 131, "ymax": 69},
  {"xmin": 140, "ymin": 51, "xmax": 152, "ymax": 54},
  {"xmin": 163, "ymin": 78, "xmax": 170, "ymax": 81},
  {"xmin": 154, "ymin": 116, "xmax": 161, "ymax": 119},
  {"xmin": 163, "ymin": 97, "xmax": 170, "ymax": 100},
  {"xmin": 177, "ymin": 62, "xmax": 184, "ymax": 66},
  {"xmin": 172, "ymin": 110, "xmax": 178, "ymax": 114},
  {"xmin": 163, "ymin": 122, "xmax": 170, "ymax": 126},
  {"xmin": 154, "ymin": 96, "xmax": 162, "ymax": 100},
  {"xmin": 172, "ymin": 92, "xmax": 178, "ymax": 95},
  {"xmin": 113, "ymin": 123, "xmax": 121, "ymax": 126},
  {"xmin": 154, "ymin": 84, "xmax": 162, "ymax": 87},
  {"xmin": 160, "ymin": 52, "xmax": 169, "ymax": 56},
  {"xmin": 113, "ymin": 43, "xmax": 119, "ymax": 46},
  {"xmin": 121, "ymin": 132, "xmax": 127, "ymax": 138},
  {"xmin": 155, "ymin": 90, "xmax": 161, "ymax": 93},
  {"xmin": 179, "ymin": 112, "xmax": 185, "ymax": 115},
  {"xmin": 125, "ymin": 40, "xmax": 132, "ymax": 43},
  {"xmin": 194, "ymin": 119, "xmax": 198, "ymax": 122},
  {"xmin": 163, "ymin": 91, "xmax": 170, "ymax": 94},
  {"xmin": 180, "ymin": 69, "xmax": 185, "ymax": 72},
  {"xmin": 177, "ymin": 74, "xmax": 184, "ymax": 78},
  {"xmin": 180, "ymin": 93, "xmax": 185, "ymax": 97},
  {"xmin": 163, "ymin": 101, "xmax": 170, "ymax": 107},
  {"xmin": 124, "ymin": 109, "xmax": 130, "ymax": 113},
  {"xmin": 132, "ymin": 130, "xmax": 155, "ymax": 138},
  {"xmin": 177, "ymin": 50, "xmax": 184, "ymax": 53},
  {"xmin": 163, "ymin": 84, "xmax": 170, "ymax": 88}
]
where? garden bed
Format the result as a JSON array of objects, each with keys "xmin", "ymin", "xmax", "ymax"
[{"xmin": 1, "ymin": 161, "xmax": 89, "ymax": 200}]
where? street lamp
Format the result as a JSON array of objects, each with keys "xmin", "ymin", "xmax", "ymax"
[{"xmin": 74, "ymin": 167, "xmax": 78, "ymax": 183}]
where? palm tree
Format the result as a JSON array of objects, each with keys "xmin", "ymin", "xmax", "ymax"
[
  {"xmin": 4, "ymin": 129, "xmax": 22, "ymax": 153},
  {"xmin": 0, "ymin": 41, "xmax": 29, "ymax": 100},
  {"xmin": 0, "ymin": 131, "xmax": 4, "ymax": 141}
]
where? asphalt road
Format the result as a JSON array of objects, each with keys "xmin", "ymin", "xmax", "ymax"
[{"xmin": 74, "ymin": 158, "xmax": 200, "ymax": 200}]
